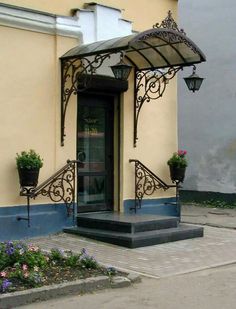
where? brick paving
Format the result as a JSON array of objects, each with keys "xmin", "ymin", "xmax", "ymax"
[{"xmin": 30, "ymin": 225, "xmax": 236, "ymax": 278}]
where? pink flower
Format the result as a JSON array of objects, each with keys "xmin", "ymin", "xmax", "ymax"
[
  {"xmin": 178, "ymin": 150, "xmax": 187, "ymax": 156},
  {"xmin": 0, "ymin": 271, "xmax": 7, "ymax": 278},
  {"xmin": 22, "ymin": 264, "xmax": 28, "ymax": 271},
  {"xmin": 28, "ymin": 245, "xmax": 39, "ymax": 252}
]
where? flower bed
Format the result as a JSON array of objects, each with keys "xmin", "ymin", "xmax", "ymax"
[{"xmin": 0, "ymin": 241, "xmax": 117, "ymax": 294}]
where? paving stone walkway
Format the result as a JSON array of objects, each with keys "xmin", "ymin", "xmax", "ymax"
[
  {"xmin": 30, "ymin": 225, "xmax": 236, "ymax": 278},
  {"xmin": 182, "ymin": 204, "xmax": 236, "ymax": 229}
]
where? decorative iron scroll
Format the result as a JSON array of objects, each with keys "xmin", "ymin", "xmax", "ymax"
[
  {"xmin": 153, "ymin": 10, "xmax": 186, "ymax": 35},
  {"xmin": 19, "ymin": 160, "xmax": 79, "ymax": 226},
  {"xmin": 151, "ymin": 11, "xmax": 200, "ymax": 55},
  {"xmin": 129, "ymin": 159, "xmax": 177, "ymax": 212},
  {"xmin": 134, "ymin": 66, "xmax": 181, "ymax": 147},
  {"xmin": 61, "ymin": 53, "xmax": 112, "ymax": 146},
  {"xmin": 33, "ymin": 160, "xmax": 76, "ymax": 215}
]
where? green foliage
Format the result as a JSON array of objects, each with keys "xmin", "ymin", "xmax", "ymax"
[
  {"xmin": 0, "ymin": 242, "xmax": 102, "ymax": 294},
  {"xmin": 189, "ymin": 199, "xmax": 236, "ymax": 209},
  {"xmin": 16, "ymin": 149, "xmax": 43, "ymax": 170},
  {"xmin": 49, "ymin": 248, "xmax": 65, "ymax": 263},
  {"xmin": 79, "ymin": 248, "xmax": 98, "ymax": 269},
  {"xmin": 0, "ymin": 242, "xmax": 47, "ymax": 271},
  {"xmin": 167, "ymin": 150, "xmax": 188, "ymax": 168},
  {"xmin": 64, "ymin": 253, "xmax": 80, "ymax": 267}
]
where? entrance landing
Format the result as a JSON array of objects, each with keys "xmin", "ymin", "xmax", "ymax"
[{"xmin": 64, "ymin": 212, "xmax": 203, "ymax": 248}]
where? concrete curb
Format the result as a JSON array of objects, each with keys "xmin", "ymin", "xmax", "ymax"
[
  {"xmin": 111, "ymin": 276, "xmax": 131, "ymax": 288},
  {"xmin": 0, "ymin": 275, "xmax": 131, "ymax": 309}
]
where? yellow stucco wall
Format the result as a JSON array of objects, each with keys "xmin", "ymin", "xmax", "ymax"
[
  {"xmin": 121, "ymin": 72, "xmax": 177, "ymax": 203},
  {"xmin": 0, "ymin": 0, "xmax": 178, "ymax": 207},
  {"xmin": 0, "ymin": 0, "xmax": 178, "ymax": 31},
  {"xmin": 0, "ymin": 25, "xmax": 78, "ymax": 206}
]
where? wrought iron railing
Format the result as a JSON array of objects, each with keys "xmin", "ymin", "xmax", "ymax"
[
  {"xmin": 18, "ymin": 160, "xmax": 79, "ymax": 227},
  {"xmin": 129, "ymin": 159, "xmax": 181, "ymax": 216}
]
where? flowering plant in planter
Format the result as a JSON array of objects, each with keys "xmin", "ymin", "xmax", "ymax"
[
  {"xmin": 167, "ymin": 150, "xmax": 188, "ymax": 182},
  {"xmin": 167, "ymin": 150, "xmax": 188, "ymax": 168}
]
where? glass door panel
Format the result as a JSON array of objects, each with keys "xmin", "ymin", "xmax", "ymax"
[
  {"xmin": 77, "ymin": 94, "xmax": 113, "ymax": 212},
  {"xmin": 78, "ymin": 105, "xmax": 105, "ymax": 173}
]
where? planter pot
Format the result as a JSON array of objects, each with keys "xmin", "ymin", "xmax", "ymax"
[
  {"xmin": 169, "ymin": 166, "xmax": 186, "ymax": 183},
  {"xmin": 18, "ymin": 168, "xmax": 40, "ymax": 187}
]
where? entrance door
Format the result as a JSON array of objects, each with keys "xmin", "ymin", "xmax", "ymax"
[{"xmin": 77, "ymin": 93, "xmax": 114, "ymax": 212}]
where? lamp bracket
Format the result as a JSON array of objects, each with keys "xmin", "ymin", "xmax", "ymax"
[
  {"xmin": 134, "ymin": 66, "xmax": 182, "ymax": 147},
  {"xmin": 60, "ymin": 53, "xmax": 113, "ymax": 146}
]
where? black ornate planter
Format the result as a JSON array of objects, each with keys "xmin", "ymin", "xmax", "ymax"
[
  {"xmin": 169, "ymin": 166, "xmax": 186, "ymax": 183},
  {"xmin": 18, "ymin": 168, "xmax": 40, "ymax": 187}
]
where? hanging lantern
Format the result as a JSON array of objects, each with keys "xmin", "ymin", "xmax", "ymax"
[
  {"xmin": 110, "ymin": 56, "xmax": 132, "ymax": 81},
  {"xmin": 184, "ymin": 66, "xmax": 204, "ymax": 92}
]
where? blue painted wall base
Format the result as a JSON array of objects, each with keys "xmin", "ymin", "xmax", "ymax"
[
  {"xmin": 124, "ymin": 198, "xmax": 179, "ymax": 217},
  {"xmin": 0, "ymin": 203, "xmax": 74, "ymax": 242},
  {"xmin": 1, "ymin": 198, "xmax": 179, "ymax": 242}
]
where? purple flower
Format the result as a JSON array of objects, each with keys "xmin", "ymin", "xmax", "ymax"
[
  {"xmin": 16, "ymin": 243, "xmax": 23, "ymax": 249},
  {"xmin": 6, "ymin": 241, "xmax": 13, "ymax": 246},
  {"xmin": 1, "ymin": 279, "xmax": 12, "ymax": 292},
  {"xmin": 81, "ymin": 248, "xmax": 87, "ymax": 255},
  {"xmin": 5, "ymin": 247, "xmax": 14, "ymax": 255}
]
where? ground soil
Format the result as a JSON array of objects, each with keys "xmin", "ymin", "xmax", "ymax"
[{"xmin": 6, "ymin": 265, "xmax": 117, "ymax": 293}]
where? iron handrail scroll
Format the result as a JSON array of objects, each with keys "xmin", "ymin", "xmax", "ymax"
[
  {"xmin": 129, "ymin": 159, "xmax": 181, "ymax": 216},
  {"xmin": 18, "ymin": 160, "xmax": 79, "ymax": 227}
]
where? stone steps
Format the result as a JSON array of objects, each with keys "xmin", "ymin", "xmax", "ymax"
[
  {"xmin": 64, "ymin": 212, "xmax": 203, "ymax": 248},
  {"xmin": 76, "ymin": 212, "xmax": 178, "ymax": 233}
]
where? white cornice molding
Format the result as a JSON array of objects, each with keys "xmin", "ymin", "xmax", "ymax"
[
  {"xmin": 0, "ymin": 4, "xmax": 82, "ymax": 38},
  {"xmin": 0, "ymin": 3, "xmax": 133, "ymax": 43}
]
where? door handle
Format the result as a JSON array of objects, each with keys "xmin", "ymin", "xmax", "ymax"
[{"xmin": 78, "ymin": 151, "xmax": 86, "ymax": 163}]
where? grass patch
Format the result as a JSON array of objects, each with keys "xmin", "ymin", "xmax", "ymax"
[
  {"xmin": 180, "ymin": 190, "xmax": 236, "ymax": 209},
  {"xmin": 183, "ymin": 199, "xmax": 236, "ymax": 209}
]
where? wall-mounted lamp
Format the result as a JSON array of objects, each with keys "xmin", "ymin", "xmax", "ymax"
[
  {"xmin": 110, "ymin": 54, "xmax": 132, "ymax": 81},
  {"xmin": 184, "ymin": 65, "xmax": 204, "ymax": 92}
]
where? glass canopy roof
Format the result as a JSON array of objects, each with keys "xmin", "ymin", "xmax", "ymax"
[{"xmin": 61, "ymin": 28, "xmax": 206, "ymax": 70}]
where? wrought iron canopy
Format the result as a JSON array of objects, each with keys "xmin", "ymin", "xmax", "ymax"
[
  {"xmin": 61, "ymin": 28, "xmax": 205, "ymax": 69},
  {"xmin": 60, "ymin": 11, "xmax": 206, "ymax": 146}
]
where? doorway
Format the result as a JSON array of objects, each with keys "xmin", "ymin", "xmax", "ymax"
[{"xmin": 77, "ymin": 93, "xmax": 114, "ymax": 212}]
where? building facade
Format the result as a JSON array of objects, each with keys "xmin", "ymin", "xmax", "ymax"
[{"xmin": 0, "ymin": 0, "xmax": 205, "ymax": 240}]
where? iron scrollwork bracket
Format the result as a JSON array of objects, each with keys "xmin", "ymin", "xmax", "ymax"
[
  {"xmin": 61, "ymin": 53, "xmax": 113, "ymax": 146},
  {"xmin": 129, "ymin": 159, "xmax": 176, "ymax": 212},
  {"xmin": 32, "ymin": 160, "xmax": 77, "ymax": 216},
  {"xmin": 134, "ymin": 66, "xmax": 182, "ymax": 147},
  {"xmin": 18, "ymin": 160, "xmax": 78, "ymax": 227}
]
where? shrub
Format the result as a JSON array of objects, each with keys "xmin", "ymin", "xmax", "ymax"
[{"xmin": 16, "ymin": 149, "xmax": 43, "ymax": 170}]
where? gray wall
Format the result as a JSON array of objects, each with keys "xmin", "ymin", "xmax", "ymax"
[{"xmin": 178, "ymin": 0, "xmax": 236, "ymax": 193}]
